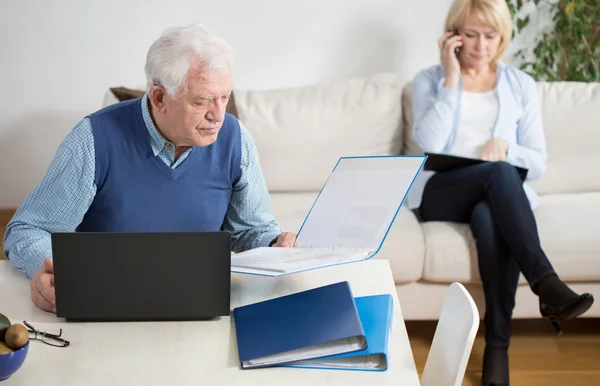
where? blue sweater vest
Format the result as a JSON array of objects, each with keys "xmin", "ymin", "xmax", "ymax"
[{"xmin": 76, "ymin": 98, "xmax": 241, "ymax": 232}]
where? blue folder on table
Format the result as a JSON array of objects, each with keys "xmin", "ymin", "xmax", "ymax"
[
  {"xmin": 283, "ymin": 294, "xmax": 393, "ymax": 371},
  {"xmin": 233, "ymin": 281, "xmax": 367, "ymax": 369}
]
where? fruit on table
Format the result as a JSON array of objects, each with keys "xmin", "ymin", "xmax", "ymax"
[
  {"xmin": 0, "ymin": 313, "xmax": 10, "ymax": 342},
  {"xmin": 0, "ymin": 312, "xmax": 30, "ymax": 354},
  {"xmin": 4, "ymin": 324, "xmax": 29, "ymax": 350},
  {"xmin": 0, "ymin": 342, "xmax": 13, "ymax": 355}
]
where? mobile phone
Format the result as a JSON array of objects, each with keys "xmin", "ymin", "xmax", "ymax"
[{"xmin": 452, "ymin": 28, "xmax": 461, "ymax": 56}]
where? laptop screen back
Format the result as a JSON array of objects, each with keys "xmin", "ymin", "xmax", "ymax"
[{"xmin": 51, "ymin": 232, "xmax": 231, "ymax": 321}]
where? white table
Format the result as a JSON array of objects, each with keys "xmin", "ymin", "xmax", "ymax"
[{"xmin": 0, "ymin": 260, "xmax": 420, "ymax": 386}]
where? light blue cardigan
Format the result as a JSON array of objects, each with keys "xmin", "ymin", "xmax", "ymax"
[{"xmin": 405, "ymin": 61, "xmax": 548, "ymax": 210}]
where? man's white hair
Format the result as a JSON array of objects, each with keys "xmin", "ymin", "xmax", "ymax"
[{"xmin": 144, "ymin": 23, "xmax": 233, "ymax": 98}]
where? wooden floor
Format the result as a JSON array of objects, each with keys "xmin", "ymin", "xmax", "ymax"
[
  {"xmin": 1, "ymin": 210, "xmax": 599, "ymax": 384},
  {"xmin": 408, "ymin": 318, "xmax": 600, "ymax": 385}
]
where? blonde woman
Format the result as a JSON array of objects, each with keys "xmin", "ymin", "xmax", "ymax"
[{"xmin": 408, "ymin": 0, "xmax": 594, "ymax": 384}]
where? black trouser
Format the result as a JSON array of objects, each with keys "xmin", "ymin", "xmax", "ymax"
[{"xmin": 419, "ymin": 161, "xmax": 555, "ymax": 346}]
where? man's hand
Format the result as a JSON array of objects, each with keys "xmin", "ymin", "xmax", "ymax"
[
  {"xmin": 30, "ymin": 258, "xmax": 56, "ymax": 313},
  {"xmin": 271, "ymin": 232, "xmax": 297, "ymax": 248},
  {"xmin": 480, "ymin": 138, "xmax": 509, "ymax": 162}
]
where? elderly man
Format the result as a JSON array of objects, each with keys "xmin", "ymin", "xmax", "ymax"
[{"xmin": 3, "ymin": 24, "xmax": 296, "ymax": 313}]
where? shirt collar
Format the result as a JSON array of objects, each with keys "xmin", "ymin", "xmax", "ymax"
[{"xmin": 141, "ymin": 94, "xmax": 172, "ymax": 156}]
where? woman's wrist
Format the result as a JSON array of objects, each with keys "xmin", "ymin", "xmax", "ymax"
[{"xmin": 443, "ymin": 74, "xmax": 459, "ymax": 90}]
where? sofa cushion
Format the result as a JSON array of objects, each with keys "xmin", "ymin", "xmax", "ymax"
[
  {"xmin": 421, "ymin": 192, "xmax": 600, "ymax": 284},
  {"xmin": 527, "ymin": 82, "xmax": 600, "ymax": 195},
  {"xmin": 373, "ymin": 205, "xmax": 425, "ymax": 284},
  {"xmin": 268, "ymin": 192, "xmax": 318, "ymax": 234},
  {"xmin": 269, "ymin": 192, "xmax": 424, "ymax": 283},
  {"xmin": 401, "ymin": 81, "xmax": 600, "ymax": 194},
  {"xmin": 234, "ymin": 73, "xmax": 405, "ymax": 192},
  {"xmin": 400, "ymin": 83, "xmax": 421, "ymax": 156}
]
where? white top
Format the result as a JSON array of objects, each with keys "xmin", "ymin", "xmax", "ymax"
[
  {"xmin": 0, "ymin": 260, "xmax": 420, "ymax": 386},
  {"xmin": 406, "ymin": 89, "xmax": 500, "ymax": 210},
  {"xmin": 450, "ymin": 89, "xmax": 499, "ymax": 158}
]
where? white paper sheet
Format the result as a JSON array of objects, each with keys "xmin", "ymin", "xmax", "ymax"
[
  {"xmin": 243, "ymin": 336, "xmax": 367, "ymax": 368},
  {"xmin": 231, "ymin": 247, "xmax": 369, "ymax": 274},
  {"xmin": 296, "ymin": 156, "xmax": 424, "ymax": 250},
  {"xmin": 287, "ymin": 354, "xmax": 386, "ymax": 370}
]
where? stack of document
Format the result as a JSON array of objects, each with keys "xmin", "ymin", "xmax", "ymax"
[
  {"xmin": 231, "ymin": 155, "xmax": 426, "ymax": 276},
  {"xmin": 230, "ymin": 247, "xmax": 370, "ymax": 276},
  {"xmin": 233, "ymin": 281, "xmax": 394, "ymax": 371},
  {"xmin": 283, "ymin": 294, "xmax": 393, "ymax": 371}
]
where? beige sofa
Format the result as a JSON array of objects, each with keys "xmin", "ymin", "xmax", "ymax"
[{"xmin": 104, "ymin": 74, "xmax": 600, "ymax": 320}]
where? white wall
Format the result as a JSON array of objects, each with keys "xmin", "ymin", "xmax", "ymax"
[{"xmin": 0, "ymin": 0, "xmax": 535, "ymax": 208}]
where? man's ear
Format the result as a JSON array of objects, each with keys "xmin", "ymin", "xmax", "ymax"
[{"xmin": 148, "ymin": 85, "xmax": 168, "ymax": 113}]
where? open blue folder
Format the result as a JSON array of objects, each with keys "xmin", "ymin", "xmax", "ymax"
[
  {"xmin": 233, "ymin": 281, "xmax": 367, "ymax": 369},
  {"xmin": 231, "ymin": 156, "xmax": 427, "ymax": 276},
  {"xmin": 283, "ymin": 294, "xmax": 393, "ymax": 371}
]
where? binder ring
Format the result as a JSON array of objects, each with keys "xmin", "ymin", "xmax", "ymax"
[
  {"xmin": 310, "ymin": 243, "xmax": 320, "ymax": 250},
  {"xmin": 332, "ymin": 244, "xmax": 341, "ymax": 251},
  {"xmin": 355, "ymin": 245, "xmax": 364, "ymax": 253}
]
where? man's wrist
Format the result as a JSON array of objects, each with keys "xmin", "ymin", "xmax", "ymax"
[{"xmin": 268, "ymin": 235, "xmax": 280, "ymax": 247}]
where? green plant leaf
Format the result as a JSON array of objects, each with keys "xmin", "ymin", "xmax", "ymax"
[
  {"xmin": 510, "ymin": 0, "xmax": 599, "ymax": 81},
  {"xmin": 517, "ymin": 15, "xmax": 531, "ymax": 32}
]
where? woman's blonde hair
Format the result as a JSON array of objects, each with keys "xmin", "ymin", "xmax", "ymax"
[{"xmin": 444, "ymin": 0, "xmax": 513, "ymax": 65}]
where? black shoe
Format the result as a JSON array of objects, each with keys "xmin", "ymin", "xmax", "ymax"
[
  {"xmin": 482, "ymin": 345, "xmax": 509, "ymax": 386},
  {"xmin": 539, "ymin": 293, "xmax": 594, "ymax": 335}
]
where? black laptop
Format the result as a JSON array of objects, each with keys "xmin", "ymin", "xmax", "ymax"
[
  {"xmin": 424, "ymin": 152, "xmax": 529, "ymax": 181},
  {"xmin": 51, "ymin": 232, "xmax": 231, "ymax": 321}
]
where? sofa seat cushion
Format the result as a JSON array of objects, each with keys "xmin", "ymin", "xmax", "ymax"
[
  {"xmin": 374, "ymin": 205, "xmax": 425, "ymax": 284},
  {"xmin": 269, "ymin": 192, "xmax": 424, "ymax": 283},
  {"xmin": 421, "ymin": 192, "xmax": 600, "ymax": 284},
  {"xmin": 269, "ymin": 192, "xmax": 319, "ymax": 235}
]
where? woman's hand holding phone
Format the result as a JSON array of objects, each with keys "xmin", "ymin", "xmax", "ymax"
[{"xmin": 439, "ymin": 30, "xmax": 463, "ymax": 89}]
